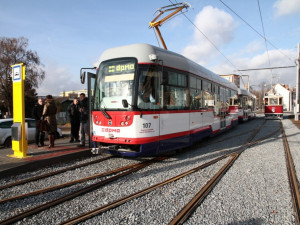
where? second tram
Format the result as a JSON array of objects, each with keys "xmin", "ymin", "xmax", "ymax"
[
  {"xmin": 229, "ymin": 88, "xmax": 256, "ymax": 122},
  {"xmin": 264, "ymin": 93, "xmax": 283, "ymax": 119}
]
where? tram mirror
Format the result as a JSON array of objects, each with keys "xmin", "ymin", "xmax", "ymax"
[
  {"xmin": 80, "ymin": 72, "xmax": 86, "ymax": 84},
  {"xmin": 122, "ymin": 99, "xmax": 129, "ymax": 108}
]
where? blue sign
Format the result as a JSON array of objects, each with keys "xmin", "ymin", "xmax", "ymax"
[{"xmin": 12, "ymin": 64, "xmax": 22, "ymax": 82}]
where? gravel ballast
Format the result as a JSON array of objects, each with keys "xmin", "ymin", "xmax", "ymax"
[{"xmin": 0, "ymin": 117, "xmax": 299, "ymax": 225}]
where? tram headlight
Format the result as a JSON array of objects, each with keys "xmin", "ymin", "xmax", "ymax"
[
  {"xmin": 125, "ymin": 121, "xmax": 128, "ymax": 125},
  {"xmin": 121, "ymin": 121, "xmax": 124, "ymax": 126}
]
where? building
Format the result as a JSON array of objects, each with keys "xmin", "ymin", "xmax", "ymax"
[
  {"xmin": 273, "ymin": 83, "xmax": 294, "ymax": 111},
  {"xmin": 59, "ymin": 89, "xmax": 88, "ymax": 98}
]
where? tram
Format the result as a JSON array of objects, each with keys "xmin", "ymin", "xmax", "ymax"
[
  {"xmin": 263, "ymin": 92, "xmax": 283, "ymax": 119},
  {"xmin": 229, "ymin": 88, "xmax": 256, "ymax": 122},
  {"xmin": 87, "ymin": 43, "xmax": 239, "ymax": 157}
]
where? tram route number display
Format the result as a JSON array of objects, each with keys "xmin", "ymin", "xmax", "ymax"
[
  {"xmin": 140, "ymin": 123, "xmax": 154, "ymax": 134},
  {"xmin": 143, "ymin": 123, "xmax": 151, "ymax": 128}
]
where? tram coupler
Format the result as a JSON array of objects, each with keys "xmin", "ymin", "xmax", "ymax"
[
  {"xmin": 91, "ymin": 145, "xmax": 119, "ymax": 154},
  {"xmin": 91, "ymin": 148, "xmax": 101, "ymax": 155}
]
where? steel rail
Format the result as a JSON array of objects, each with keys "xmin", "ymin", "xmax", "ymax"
[
  {"xmin": 205, "ymin": 128, "xmax": 258, "ymax": 145},
  {"xmin": 59, "ymin": 120, "xmax": 270, "ymax": 224},
  {"xmin": 0, "ymin": 160, "xmax": 148, "ymax": 204},
  {"xmin": 0, "ymin": 156, "xmax": 113, "ymax": 191},
  {"xmin": 0, "ymin": 157, "xmax": 166, "ymax": 225},
  {"xmin": 169, "ymin": 153, "xmax": 239, "ymax": 225},
  {"xmin": 59, "ymin": 154, "xmax": 231, "ymax": 225},
  {"xmin": 281, "ymin": 121, "xmax": 300, "ymax": 224},
  {"xmin": 168, "ymin": 119, "xmax": 269, "ymax": 225}
]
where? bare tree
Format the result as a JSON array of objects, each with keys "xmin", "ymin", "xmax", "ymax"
[
  {"xmin": 0, "ymin": 37, "xmax": 45, "ymax": 116},
  {"xmin": 251, "ymin": 82, "xmax": 269, "ymax": 111}
]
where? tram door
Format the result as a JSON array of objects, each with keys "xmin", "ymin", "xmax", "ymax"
[{"xmin": 87, "ymin": 72, "xmax": 96, "ymax": 147}]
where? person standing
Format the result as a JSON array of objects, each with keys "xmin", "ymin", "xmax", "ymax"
[
  {"xmin": 78, "ymin": 93, "xmax": 88, "ymax": 147},
  {"xmin": 43, "ymin": 95, "xmax": 57, "ymax": 148},
  {"xmin": 68, "ymin": 98, "xmax": 80, "ymax": 143},
  {"xmin": 32, "ymin": 98, "xmax": 45, "ymax": 147}
]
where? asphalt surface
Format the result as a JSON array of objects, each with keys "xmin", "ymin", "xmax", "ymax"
[{"xmin": 0, "ymin": 131, "xmax": 91, "ymax": 178}]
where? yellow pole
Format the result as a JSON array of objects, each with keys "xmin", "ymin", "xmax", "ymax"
[{"xmin": 9, "ymin": 63, "xmax": 28, "ymax": 158}]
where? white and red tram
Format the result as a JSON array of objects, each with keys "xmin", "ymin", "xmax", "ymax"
[
  {"xmin": 90, "ymin": 43, "xmax": 239, "ymax": 157},
  {"xmin": 229, "ymin": 89, "xmax": 256, "ymax": 122},
  {"xmin": 264, "ymin": 93, "xmax": 283, "ymax": 119}
]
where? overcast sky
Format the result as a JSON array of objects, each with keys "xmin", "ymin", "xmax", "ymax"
[{"xmin": 1, "ymin": 0, "xmax": 299, "ymax": 95}]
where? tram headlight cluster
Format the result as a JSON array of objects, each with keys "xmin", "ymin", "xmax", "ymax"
[
  {"xmin": 120, "ymin": 115, "xmax": 131, "ymax": 126},
  {"xmin": 94, "ymin": 115, "xmax": 101, "ymax": 125}
]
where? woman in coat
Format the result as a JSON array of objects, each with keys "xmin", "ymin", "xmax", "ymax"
[{"xmin": 43, "ymin": 95, "xmax": 57, "ymax": 148}]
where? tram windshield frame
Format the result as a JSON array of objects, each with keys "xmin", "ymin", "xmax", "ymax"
[{"xmin": 93, "ymin": 58, "xmax": 137, "ymax": 111}]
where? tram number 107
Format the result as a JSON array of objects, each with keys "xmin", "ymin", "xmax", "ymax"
[{"xmin": 143, "ymin": 123, "xmax": 151, "ymax": 129}]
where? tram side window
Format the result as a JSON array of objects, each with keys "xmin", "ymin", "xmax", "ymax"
[
  {"xmin": 230, "ymin": 90, "xmax": 238, "ymax": 106},
  {"xmin": 190, "ymin": 76, "xmax": 202, "ymax": 110},
  {"xmin": 247, "ymin": 97, "xmax": 253, "ymax": 109},
  {"xmin": 190, "ymin": 89, "xmax": 203, "ymax": 109},
  {"xmin": 214, "ymin": 85, "xmax": 221, "ymax": 116},
  {"xmin": 163, "ymin": 71, "xmax": 189, "ymax": 109},
  {"xmin": 264, "ymin": 98, "xmax": 268, "ymax": 105},
  {"xmin": 226, "ymin": 89, "xmax": 231, "ymax": 106},
  {"xmin": 197, "ymin": 79, "xmax": 202, "ymax": 90},
  {"xmin": 137, "ymin": 68, "xmax": 161, "ymax": 109},
  {"xmin": 190, "ymin": 76, "xmax": 196, "ymax": 89},
  {"xmin": 202, "ymin": 80, "xmax": 214, "ymax": 109},
  {"xmin": 220, "ymin": 87, "xmax": 226, "ymax": 109}
]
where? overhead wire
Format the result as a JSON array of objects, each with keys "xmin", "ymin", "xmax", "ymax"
[
  {"xmin": 257, "ymin": 0, "xmax": 274, "ymax": 78},
  {"xmin": 218, "ymin": 0, "xmax": 295, "ymax": 63},
  {"xmin": 168, "ymin": 0, "xmax": 242, "ymax": 74}
]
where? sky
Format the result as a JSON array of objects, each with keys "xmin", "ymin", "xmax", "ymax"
[{"xmin": 0, "ymin": 0, "xmax": 299, "ymax": 95}]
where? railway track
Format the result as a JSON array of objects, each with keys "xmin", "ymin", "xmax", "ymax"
[
  {"xmin": 170, "ymin": 120, "xmax": 299, "ymax": 225},
  {"xmin": 281, "ymin": 121, "xmax": 300, "ymax": 225},
  {"xmin": 0, "ymin": 159, "xmax": 160, "ymax": 204},
  {"xmin": 56, "ymin": 120, "xmax": 284, "ymax": 224},
  {"xmin": 1, "ymin": 119, "xmax": 297, "ymax": 224},
  {"xmin": 0, "ymin": 155, "xmax": 113, "ymax": 191},
  {"xmin": 0, "ymin": 157, "xmax": 166, "ymax": 225}
]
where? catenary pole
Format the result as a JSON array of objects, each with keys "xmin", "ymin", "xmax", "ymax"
[{"xmin": 295, "ymin": 43, "xmax": 300, "ymax": 120}]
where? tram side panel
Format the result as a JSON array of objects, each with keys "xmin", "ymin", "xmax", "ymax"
[
  {"xmin": 264, "ymin": 105, "xmax": 283, "ymax": 119},
  {"xmin": 92, "ymin": 111, "xmax": 160, "ymax": 156},
  {"xmin": 158, "ymin": 111, "xmax": 191, "ymax": 153}
]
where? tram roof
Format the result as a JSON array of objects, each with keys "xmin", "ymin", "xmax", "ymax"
[
  {"xmin": 99, "ymin": 43, "xmax": 238, "ymax": 91},
  {"xmin": 238, "ymin": 88, "xmax": 256, "ymax": 98}
]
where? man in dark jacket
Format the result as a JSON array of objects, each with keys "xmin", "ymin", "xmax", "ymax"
[
  {"xmin": 32, "ymin": 98, "xmax": 45, "ymax": 147},
  {"xmin": 78, "ymin": 93, "xmax": 89, "ymax": 147},
  {"xmin": 68, "ymin": 98, "xmax": 80, "ymax": 143}
]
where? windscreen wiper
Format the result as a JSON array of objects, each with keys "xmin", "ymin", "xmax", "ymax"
[
  {"xmin": 100, "ymin": 107, "xmax": 112, "ymax": 119},
  {"xmin": 99, "ymin": 98, "xmax": 112, "ymax": 119}
]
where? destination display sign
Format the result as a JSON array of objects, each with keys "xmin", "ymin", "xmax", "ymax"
[{"xmin": 108, "ymin": 63, "xmax": 135, "ymax": 74}]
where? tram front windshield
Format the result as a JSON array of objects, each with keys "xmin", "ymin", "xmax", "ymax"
[
  {"xmin": 93, "ymin": 59, "xmax": 136, "ymax": 110},
  {"xmin": 270, "ymin": 98, "xmax": 278, "ymax": 105}
]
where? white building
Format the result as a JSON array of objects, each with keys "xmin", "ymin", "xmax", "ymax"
[
  {"xmin": 59, "ymin": 89, "xmax": 88, "ymax": 98},
  {"xmin": 273, "ymin": 84, "xmax": 293, "ymax": 111}
]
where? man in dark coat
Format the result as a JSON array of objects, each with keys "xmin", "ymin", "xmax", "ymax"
[
  {"xmin": 78, "ymin": 93, "xmax": 89, "ymax": 147},
  {"xmin": 68, "ymin": 98, "xmax": 80, "ymax": 143},
  {"xmin": 43, "ymin": 95, "xmax": 57, "ymax": 148},
  {"xmin": 32, "ymin": 98, "xmax": 45, "ymax": 147}
]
